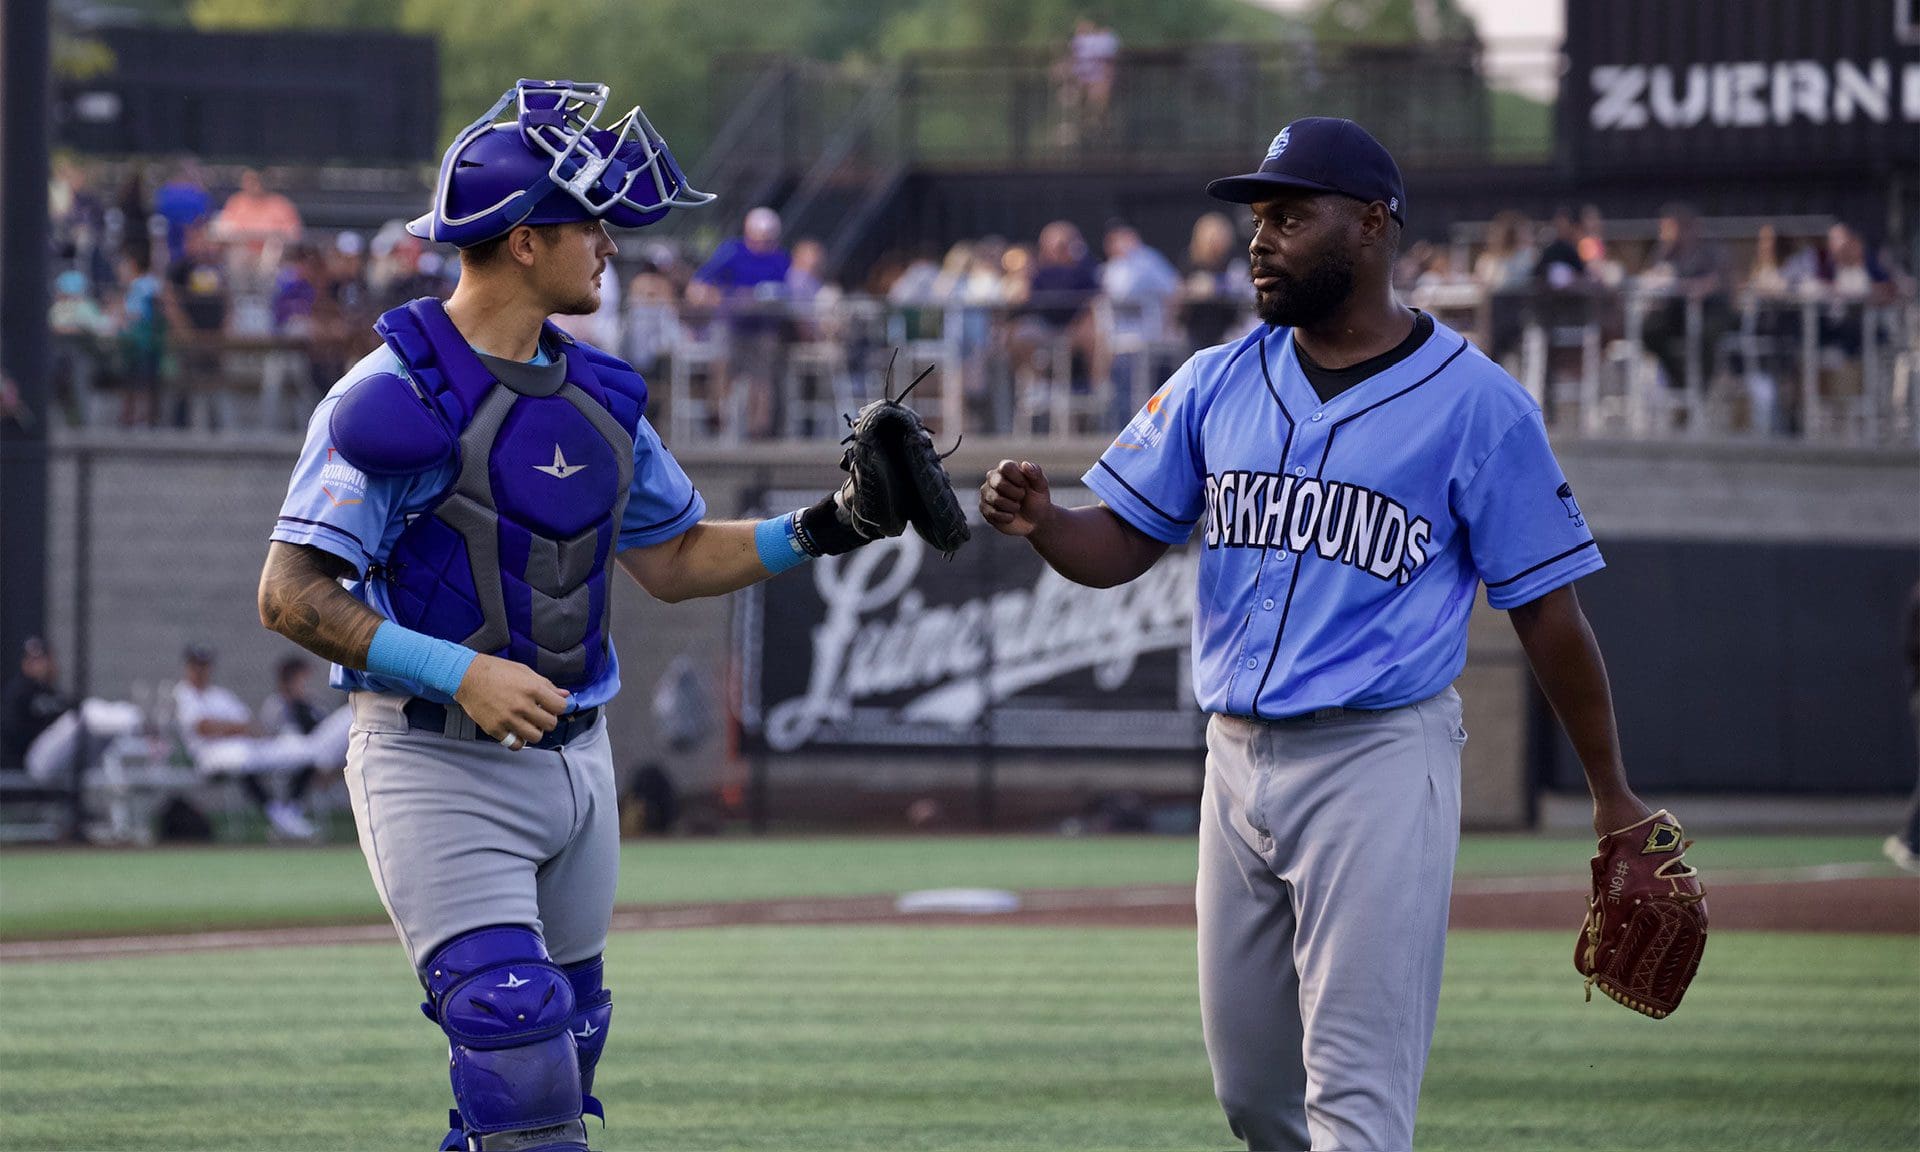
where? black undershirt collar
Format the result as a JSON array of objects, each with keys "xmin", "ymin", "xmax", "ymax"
[{"xmin": 1292, "ymin": 310, "xmax": 1435, "ymax": 405}]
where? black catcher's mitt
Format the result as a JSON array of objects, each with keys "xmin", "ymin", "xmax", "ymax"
[{"xmin": 837, "ymin": 355, "xmax": 971, "ymax": 555}]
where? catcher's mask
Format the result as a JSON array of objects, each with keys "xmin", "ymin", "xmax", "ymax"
[{"xmin": 408, "ymin": 79, "xmax": 713, "ymax": 248}]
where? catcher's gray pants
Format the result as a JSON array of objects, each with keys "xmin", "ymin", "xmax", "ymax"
[
  {"xmin": 1198, "ymin": 689, "xmax": 1465, "ymax": 1152},
  {"xmin": 343, "ymin": 691, "xmax": 621, "ymax": 972}
]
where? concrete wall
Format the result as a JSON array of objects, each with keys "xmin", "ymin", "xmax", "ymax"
[{"xmin": 37, "ymin": 430, "xmax": 1920, "ymax": 828}]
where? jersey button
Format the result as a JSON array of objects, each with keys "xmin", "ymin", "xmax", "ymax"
[
  {"xmin": 1263, "ymin": 598, "xmax": 1275, "ymax": 610},
  {"xmin": 1312, "ymin": 412, "xmax": 1325, "ymax": 421},
  {"xmin": 1245, "ymin": 657, "xmax": 1258, "ymax": 670},
  {"xmin": 1293, "ymin": 465, "xmax": 1306, "ymax": 476}
]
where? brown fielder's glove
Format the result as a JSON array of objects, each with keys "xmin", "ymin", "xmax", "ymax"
[
  {"xmin": 1575, "ymin": 808, "xmax": 1708, "ymax": 1018},
  {"xmin": 837, "ymin": 355, "xmax": 971, "ymax": 555}
]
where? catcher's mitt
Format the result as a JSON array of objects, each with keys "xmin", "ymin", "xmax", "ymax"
[
  {"xmin": 837, "ymin": 354, "xmax": 971, "ymax": 555},
  {"xmin": 1575, "ymin": 808, "xmax": 1708, "ymax": 1018}
]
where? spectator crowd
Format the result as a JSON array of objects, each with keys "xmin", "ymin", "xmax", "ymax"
[{"xmin": 35, "ymin": 154, "xmax": 1918, "ymax": 443}]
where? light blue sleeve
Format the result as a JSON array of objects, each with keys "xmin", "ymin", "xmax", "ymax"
[
  {"xmin": 1082, "ymin": 356, "xmax": 1206, "ymax": 544},
  {"xmin": 269, "ymin": 397, "xmax": 426, "ymax": 576},
  {"xmin": 1458, "ymin": 411, "xmax": 1606, "ymax": 609},
  {"xmin": 617, "ymin": 413, "xmax": 706, "ymax": 550}
]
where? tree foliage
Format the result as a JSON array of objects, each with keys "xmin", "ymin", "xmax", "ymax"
[{"xmin": 186, "ymin": 0, "xmax": 1286, "ymax": 157}]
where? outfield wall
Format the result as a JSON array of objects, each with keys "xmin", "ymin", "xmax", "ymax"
[{"xmin": 39, "ymin": 431, "xmax": 1920, "ymax": 829}]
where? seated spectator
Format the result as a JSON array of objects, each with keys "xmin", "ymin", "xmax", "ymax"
[
  {"xmin": 998, "ymin": 242, "xmax": 1033, "ymax": 303},
  {"xmin": 1008, "ymin": 220, "xmax": 1103, "ymax": 395},
  {"xmin": 258, "ymin": 656, "xmax": 325, "ymax": 738},
  {"xmin": 272, "ymin": 243, "xmax": 322, "ymax": 337},
  {"xmin": 1533, "ymin": 207, "xmax": 1587, "ymax": 289},
  {"xmin": 259, "ymin": 656, "xmax": 352, "ymax": 791},
  {"xmin": 887, "ymin": 250, "xmax": 943, "ymax": 307},
  {"xmin": 688, "ymin": 206, "xmax": 791, "ymax": 436},
  {"xmin": 324, "ymin": 231, "xmax": 378, "ymax": 362},
  {"xmin": 1636, "ymin": 201, "xmax": 1731, "ymax": 394},
  {"xmin": 1101, "ymin": 222, "xmax": 1181, "ymax": 338},
  {"xmin": 1810, "ymin": 223, "xmax": 1902, "ymax": 403},
  {"xmin": 1474, "ymin": 210, "xmax": 1537, "ymax": 290},
  {"xmin": 213, "ymin": 168, "xmax": 303, "ymax": 280},
  {"xmin": 173, "ymin": 644, "xmax": 320, "ymax": 840},
  {"xmin": 1178, "ymin": 211, "xmax": 1251, "ymax": 348},
  {"xmin": 113, "ymin": 245, "xmax": 167, "ymax": 426},
  {"xmin": 1745, "ymin": 223, "xmax": 1795, "ymax": 296},
  {"xmin": 153, "ymin": 157, "xmax": 212, "ymax": 269},
  {"xmin": 1476, "ymin": 210, "xmax": 1537, "ymax": 365},
  {"xmin": 787, "ymin": 239, "xmax": 828, "ymax": 304},
  {"xmin": 1100, "ymin": 221, "xmax": 1181, "ymax": 419},
  {"xmin": 688, "ymin": 206, "xmax": 791, "ymax": 308},
  {"xmin": 4, "ymin": 637, "xmax": 72, "ymax": 775},
  {"xmin": 51, "ymin": 157, "xmax": 113, "ymax": 287},
  {"xmin": 49, "ymin": 269, "xmax": 114, "ymax": 423},
  {"xmin": 3, "ymin": 637, "xmax": 141, "ymax": 783},
  {"xmin": 165, "ymin": 224, "xmax": 232, "ymax": 415},
  {"xmin": 1413, "ymin": 247, "xmax": 1472, "ymax": 293},
  {"xmin": 1577, "ymin": 204, "xmax": 1624, "ymax": 288},
  {"xmin": 623, "ymin": 263, "xmax": 681, "ymax": 381}
]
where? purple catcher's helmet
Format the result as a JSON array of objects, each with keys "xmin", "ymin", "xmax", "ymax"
[{"xmin": 408, "ymin": 79, "xmax": 713, "ymax": 248}]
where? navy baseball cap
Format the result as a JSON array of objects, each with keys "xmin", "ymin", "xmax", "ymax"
[{"xmin": 1206, "ymin": 117, "xmax": 1406, "ymax": 224}]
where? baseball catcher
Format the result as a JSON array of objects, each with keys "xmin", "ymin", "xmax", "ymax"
[
  {"xmin": 256, "ymin": 77, "xmax": 966, "ymax": 1152},
  {"xmin": 1576, "ymin": 808, "xmax": 1708, "ymax": 1018}
]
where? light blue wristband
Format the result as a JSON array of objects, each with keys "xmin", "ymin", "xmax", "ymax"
[
  {"xmin": 365, "ymin": 620, "xmax": 479, "ymax": 698},
  {"xmin": 754, "ymin": 513, "xmax": 810, "ymax": 575}
]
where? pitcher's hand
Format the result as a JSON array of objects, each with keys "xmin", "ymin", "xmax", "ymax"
[{"xmin": 980, "ymin": 460, "xmax": 1055, "ymax": 538}]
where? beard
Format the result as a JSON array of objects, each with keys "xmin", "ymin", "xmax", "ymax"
[
  {"xmin": 1254, "ymin": 247, "xmax": 1355, "ymax": 330},
  {"xmin": 552, "ymin": 286, "xmax": 600, "ymax": 316}
]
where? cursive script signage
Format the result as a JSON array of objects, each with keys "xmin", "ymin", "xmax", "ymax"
[{"xmin": 736, "ymin": 490, "xmax": 1205, "ymax": 753}]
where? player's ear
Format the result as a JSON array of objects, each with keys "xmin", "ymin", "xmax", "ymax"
[
  {"xmin": 506, "ymin": 225, "xmax": 541, "ymax": 268},
  {"xmin": 1357, "ymin": 201, "xmax": 1392, "ymax": 249}
]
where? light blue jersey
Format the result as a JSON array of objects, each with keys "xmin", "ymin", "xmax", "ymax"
[
  {"xmin": 270, "ymin": 345, "xmax": 706, "ymax": 710},
  {"xmin": 1084, "ymin": 316, "xmax": 1601, "ymax": 720}
]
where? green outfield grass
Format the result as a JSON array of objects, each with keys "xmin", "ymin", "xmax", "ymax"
[
  {"xmin": 0, "ymin": 927, "xmax": 1914, "ymax": 1151},
  {"xmin": 0, "ymin": 834, "xmax": 1897, "ymax": 940}
]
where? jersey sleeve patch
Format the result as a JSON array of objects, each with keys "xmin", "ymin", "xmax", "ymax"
[
  {"xmin": 1459, "ymin": 411, "xmax": 1606, "ymax": 608},
  {"xmin": 273, "ymin": 398, "xmax": 427, "ymax": 578},
  {"xmin": 1084, "ymin": 360, "xmax": 1207, "ymax": 543}
]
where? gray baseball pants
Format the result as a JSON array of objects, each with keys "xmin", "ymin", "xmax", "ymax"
[
  {"xmin": 343, "ymin": 691, "xmax": 622, "ymax": 971},
  {"xmin": 1198, "ymin": 688, "xmax": 1465, "ymax": 1152}
]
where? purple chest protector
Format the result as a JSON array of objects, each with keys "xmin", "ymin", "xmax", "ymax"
[{"xmin": 330, "ymin": 298, "xmax": 648, "ymax": 690}]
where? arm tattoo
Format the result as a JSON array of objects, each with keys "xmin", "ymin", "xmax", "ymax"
[{"xmin": 258, "ymin": 543, "xmax": 386, "ymax": 669}]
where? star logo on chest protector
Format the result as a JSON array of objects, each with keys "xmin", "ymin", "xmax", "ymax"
[{"xmin": 533, "ymin": 445, "xmax": 588, "ymax": 479}]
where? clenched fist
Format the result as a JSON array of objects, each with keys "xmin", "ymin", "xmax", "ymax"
[{"xmin": 979, "ymin": 460, "xmax": 1056, "ymax": 538}]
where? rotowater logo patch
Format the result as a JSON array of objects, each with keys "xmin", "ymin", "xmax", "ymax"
[{"xmin": 320, "ymin": 448, "xmax": 367, "ymax": 507}]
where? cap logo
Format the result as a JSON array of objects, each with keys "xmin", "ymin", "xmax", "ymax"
[
  {"xmin": 1390, "ymin": 196, "xmax": 1399, "ymax": 211},
  {"xmin": 1265, "ymin": 126, "xmax": 1291, "ymax": 161}
]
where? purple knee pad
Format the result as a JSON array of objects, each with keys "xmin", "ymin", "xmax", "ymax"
[
  {"xmin": 421, "ymin": 926, "xmax": 583, "ymax": 1139},
  {"xmin": 562, "ymin": 954, "xmax": 612, "ymax": 1119}
]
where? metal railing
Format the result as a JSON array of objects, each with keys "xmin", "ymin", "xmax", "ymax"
[
  {"xmin": 697, "ymin": 39, "xmax": 1562, "ymax": 180},
  {"xmin": 43, "ymin": 284, "xmax": 1914, "ymax": 447}
]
